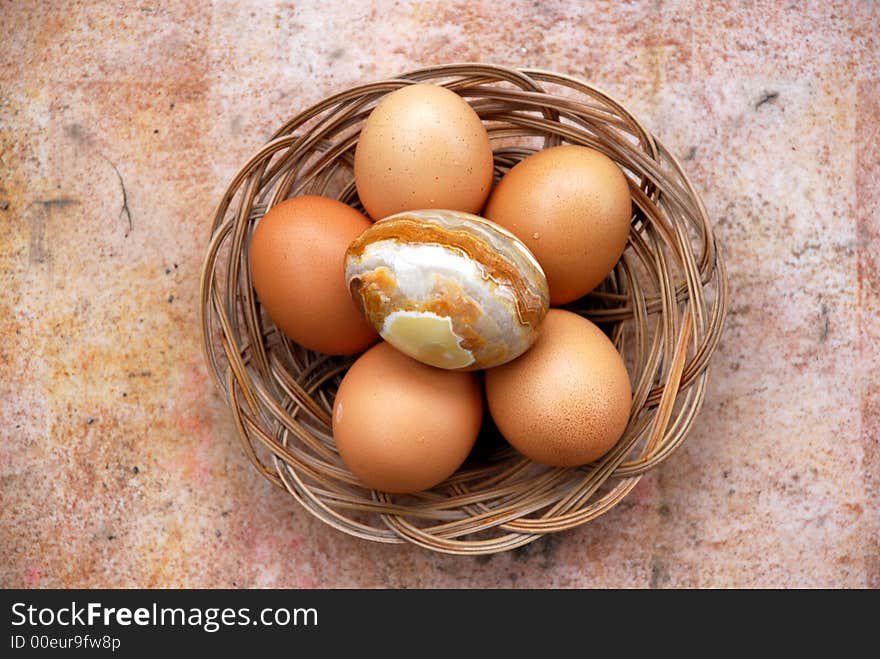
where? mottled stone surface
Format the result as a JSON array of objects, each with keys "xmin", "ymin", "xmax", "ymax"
[{"xmin": 1, "ymin": 0, "xmax": 877, "ymax": 588}]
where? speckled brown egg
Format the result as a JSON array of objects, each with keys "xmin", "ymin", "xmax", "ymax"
[
  {"xmin": 484, "ymin": 309, "xmax": 632, "ymax": 467},
  {"xmin": 483, "ymin": 145, "xmax": 632, "ymax": 305},
  {"xmin": 332, "ymin": 341, "xmax": 483, "ymax": 493},
  {"xmin": 354, "ymin": 83, "xmax": 494, "ymax": 220},
  {"xmin": 249, "ymin": 196, "xmax": 378, "ymax": 355}
]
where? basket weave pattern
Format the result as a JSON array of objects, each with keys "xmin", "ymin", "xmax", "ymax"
[{"xmin": 200, "ymin": 63, "xmax": 728, "ymax": 555}]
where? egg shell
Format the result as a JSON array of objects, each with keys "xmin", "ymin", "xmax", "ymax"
[
  {"xmin": 354, "ymin": 83, "xmax": 494, "ymax": 220},
  {"xmin": 249, "ymin": 196, "xmax": 378, "ymax": 355},
  {"xmin": 484, "ymin": 309, "xmax": 632, "ymax": 467},
  {"xmin": 483, "ymin": 145, "xmax": 632, "ymax": 305},
  {"xmin": 345, "ymin": 209, "xmax": 549, "ymax": 370},
  {"xmin": 332, "ymin": 341, "xmax": 483, "ymax": 493}
]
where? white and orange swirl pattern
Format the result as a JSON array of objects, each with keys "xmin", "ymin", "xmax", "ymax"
[{"xmin": 345, "ymin": 209, "xmax": 549, "ymax": 370}]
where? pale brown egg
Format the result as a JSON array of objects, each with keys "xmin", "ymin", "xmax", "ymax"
[
  {"xmin": 332, "ymin": 341, "xmax": 483, "ymax": 493},
  {"xmin": 483, "ymin": 145, "xmax": 632, "ymax": 305},
  {"xmin": 484, "ymin": 309, "xmax": 632, "ymax": 467},
  {"xmin": 249, "ymin": 196, "xmax": 378, "ymax": 355},
  {"xmin": 354, "ymin": 83, "xmax": 494, "ymax": 220}
]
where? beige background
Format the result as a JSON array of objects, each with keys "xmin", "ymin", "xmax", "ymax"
[{"xmin": 1, "ymin": 0, "xmax": 877, "ymax": 588}]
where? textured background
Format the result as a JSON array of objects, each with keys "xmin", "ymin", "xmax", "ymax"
[{"xmin": 1, "ymin": 0, "xmax": 877, "ymax": 588}]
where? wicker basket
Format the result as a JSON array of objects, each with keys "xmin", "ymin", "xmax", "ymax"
[{"xmin": 199, "ymin": 63, "xmax": 728, "ymax": 555}]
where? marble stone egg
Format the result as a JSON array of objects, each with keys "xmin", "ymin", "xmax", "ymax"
[{"xmin": 344, "ymin": 209, "xmax": 549, "ymax": 370}]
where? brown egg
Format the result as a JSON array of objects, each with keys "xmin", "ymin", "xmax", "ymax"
[
  {"xmin": 354, "ymin": 83, "xmax": 494, "ymax": 220},
  {"xmin": 483, "ymin": 145, "xmax": 632, "ymax": 305},
  {"xmin": 332, "ymin": 341, "xmax": 483, "ymax": 493},
  {"xmin": 249, "ymin": 196, "xmax": 378, "ymax": 355},
  {"xmin": 484, "ymin": 309, "xmax": 631, "ymax": 467}
]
